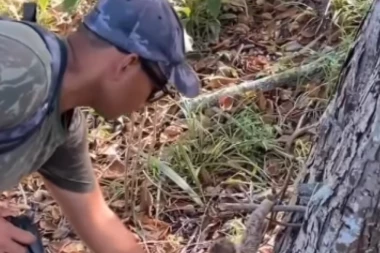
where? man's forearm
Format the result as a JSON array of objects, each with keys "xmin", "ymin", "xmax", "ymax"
[
  {"xmin": 42, "ymin": 178, "xmax": 144, "ymax": 253},
  {"xmin": 80, "ymin": 205, "xmax": 144, "ymax": 253}
]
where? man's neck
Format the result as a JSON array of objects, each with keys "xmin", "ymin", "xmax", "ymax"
[{"xmin": 59, "ymin": 37, "xmax": 95, "ymax": 113}]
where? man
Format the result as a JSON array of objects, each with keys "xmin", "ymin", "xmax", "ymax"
[{"xmin": 0, "ymin": 0, "xmax": 200, "ymax": 252}]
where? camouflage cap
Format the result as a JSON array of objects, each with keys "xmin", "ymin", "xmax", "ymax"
[{"xmin": 83, "ymin": 0, "xmax": 200, "ymax": 98}]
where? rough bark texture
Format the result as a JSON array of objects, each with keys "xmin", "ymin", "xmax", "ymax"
[{"xmin": 274, "ymin": 1, "xmax": 380, "ymax": 252}]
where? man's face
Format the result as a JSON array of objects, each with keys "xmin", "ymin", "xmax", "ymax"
[{"xmin": 93, "ymin": 52, "xmax": 161, "ymax": 119}]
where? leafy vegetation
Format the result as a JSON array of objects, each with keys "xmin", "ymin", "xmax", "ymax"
[
  {"xmin": 174, "ymin": 0, "xmax": 223, "ymax": 44},
  {"xmin": 161, "ymin": 104, "xmax": 278, "ymax": 197}
]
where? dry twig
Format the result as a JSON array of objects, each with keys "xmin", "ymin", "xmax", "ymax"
[
  {"xmin": 209, "ymin": 199, "xmax": 276, "ymax": 253},
  {"xmin": 239, "ymin": 199, "xmax": 275, "ymax": 253},
  {"xmin": 181, "ymin": 58, "xmax": 326, "ymax": 111},
  {"xmin": 218, "ymin": 203, "xmax": 306, "ymax": 213}
]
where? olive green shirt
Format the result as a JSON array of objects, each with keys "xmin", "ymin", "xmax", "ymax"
[{"xmin": 0, "ymin": 20, "xmax": 95, "ymax": 192}]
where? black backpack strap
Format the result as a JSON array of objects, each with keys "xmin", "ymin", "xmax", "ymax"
[
  {"xmin": 0, "ymin": 2, "xmax": 37, "ymax": 22},
  {"xmin": 22, "ymin": 2, "xmax": 37, "ymax": 22},
  {"xmin": 0, "ymin": 7, "xmax": 68, "ymax": 153}
]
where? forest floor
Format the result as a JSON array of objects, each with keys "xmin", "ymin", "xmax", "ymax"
[{"xmin": 0, "ymin": 0, "xmax": 371, "ymax": 252}]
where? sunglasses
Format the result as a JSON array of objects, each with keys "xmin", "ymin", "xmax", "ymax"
[
  {"xmin": 115, "ymin": 46, "xmax": 175, "ymax": 103},
  {"xmin": 140, "ymin": 59, "xmax": 175, "ymax": 103}
]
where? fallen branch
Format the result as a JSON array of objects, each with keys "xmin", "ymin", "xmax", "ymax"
[
  {"xmin": 239, "ymin": 199, "xmax": 275, "ymax": 253},
  {"xmin": 218, "ymin": 203, "xmax": 306, "ymax": 213},
  {"xmin": 284, "ymin": 123, "xmax": 318, "ymax": 152},
  {"xmin": 209, "ymin": 199, "xmax": 276, "ymax": 253},
  {"xmin": 266, "ymin": 218, "xmax": 302, "ymax": 228},
  {"xmin": 209, "ymin": 239, "xmax": 237, "ymax": 253},
  {"xmin": 181, "ymin": 58, "xmax": 327, "ymax": 111}
]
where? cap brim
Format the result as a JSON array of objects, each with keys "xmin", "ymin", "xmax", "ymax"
[{"xmin": 170, "ymin": 62, "xmax": 200, "ymax": 98}]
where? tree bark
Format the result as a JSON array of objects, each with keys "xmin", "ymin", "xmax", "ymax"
[{"xmin": 274, "ymin": 1, "xmax": 380, "ymax": 252}]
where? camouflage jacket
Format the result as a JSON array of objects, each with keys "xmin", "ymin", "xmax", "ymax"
[{"xmin": 0, "ymin": 20, "xmax": 95, "ymax": 193}]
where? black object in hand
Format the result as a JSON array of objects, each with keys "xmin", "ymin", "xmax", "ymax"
[{"xmin": 5, "ymin": 215, "xmax": 45, "ymax": 253}]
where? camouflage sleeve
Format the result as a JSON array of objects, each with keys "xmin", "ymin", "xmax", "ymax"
[
  {"xmin": 0, "ymin": 20, "xmax": 51, "ymax": 129},
  {"xmin": 38, "ymin": 108, "xmax": 96, "ymax": 193}
]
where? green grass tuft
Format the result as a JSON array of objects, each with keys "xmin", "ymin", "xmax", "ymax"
[{"xmin": 161, "ymin": 105, "xmax": 278, "ymax": 195}]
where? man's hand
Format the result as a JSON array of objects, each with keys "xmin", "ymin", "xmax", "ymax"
[
  {"xmin": 42, "ymin": 178, "xmax": 144, "ymax": 253},
  {"xmin": 0, "ymin": 209, "xmax": 36, "ymax": 253}
]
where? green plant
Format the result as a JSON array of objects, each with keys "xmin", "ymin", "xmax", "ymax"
[
  {"xmin": 332, "ymin": 0, "xmax": 371, "ymax": 35},
  {"xmin": 174, "ymin": 0, "xmax": 222, "ymax": 45},
  {"xmin": 321, "ymin": 0, "xmax": 371, "ymax": 96},
  {"xmin": 155, "ymin": 104, "xmax": 278, "ymax": 199},
  {"xmin": 37, "ymin": 0, "xmax": 80, "ymax": 12}
]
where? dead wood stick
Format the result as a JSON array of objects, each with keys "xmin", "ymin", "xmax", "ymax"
[
  {"xmin": 266, "ymin": 217, "xmax": 302, "ymax": 228},
  {"xmin": 209, "ymin": 199, "xmax": 275, "ymax": 253},
  {"xmin": 218, "ymin": 203, "xmax": 306, "ymax": 213},
  {"xmin": 181, "ymin": 58, "xmax": 326, "ymax": 111},
  {"xmin": 238, "ymin": 199, "xmax": 275, "ymax": 253},
  {"xmin": 285, "ymin": 123, "xmax": 319, "ymax": 152}
]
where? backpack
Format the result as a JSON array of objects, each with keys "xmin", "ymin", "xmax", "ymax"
[{"xmin": 0, "ymin": 2, "xmax": 68, "ymax": 154}]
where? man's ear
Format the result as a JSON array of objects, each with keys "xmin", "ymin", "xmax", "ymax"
[
  {"xmin": 108, "ymin": 52, "xmax": 140, "ymax": 83},
  {"xmin": 116, "ymin": 53, "xmax": 140, "ymax": 74}
]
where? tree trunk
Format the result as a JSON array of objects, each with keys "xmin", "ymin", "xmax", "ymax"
[{"xmin": 274, "ymin": 1, "xmax": 380, "ymax": 252}]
